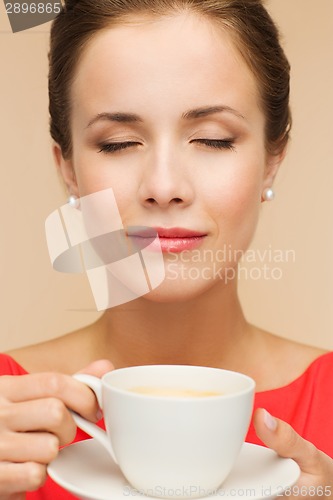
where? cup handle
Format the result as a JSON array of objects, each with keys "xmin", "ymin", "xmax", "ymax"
[{"xmin": 71, "ymin": 373, "xmax": 118, "ymax": 464}]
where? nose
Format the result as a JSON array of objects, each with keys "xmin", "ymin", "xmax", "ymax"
[{"xmin": 138, "ymin": 148, "xmax": 194, "ymax": 210}]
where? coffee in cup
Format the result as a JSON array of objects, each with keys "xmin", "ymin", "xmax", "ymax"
[
  {"xmin": 129, "ymin": 386, "xmax": 223, "ymax": 397},
  {"xmin": 72, "ymin": 365, "xmax": 255, "ymax": 499}
]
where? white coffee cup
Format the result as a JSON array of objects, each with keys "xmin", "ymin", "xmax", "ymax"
[{"xmin": 73, "ymin": 365, "xmax": 255, "ymax": 499}]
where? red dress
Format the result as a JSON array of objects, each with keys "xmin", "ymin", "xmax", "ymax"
[{"xmin": 0, "ymin": 351, "xmax": 332, "ymax": 499}]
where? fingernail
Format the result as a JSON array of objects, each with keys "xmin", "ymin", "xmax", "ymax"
[
  {"xmin": 96, "ymin": 409, "xmax": 103, "ymax": 421},
  {"xmin": 263, "ymin": 409, "xmax": 277, "ymax": 431}
]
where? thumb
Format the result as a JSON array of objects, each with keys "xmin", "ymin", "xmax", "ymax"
[
  {"xmin": 76, "ymin": 359, "xmax": 115, "ymax": 378},
  {"xmin": 253, "ymin": 408, "xmax": 323, "ymax": 475}
]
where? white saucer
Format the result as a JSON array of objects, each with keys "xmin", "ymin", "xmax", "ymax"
[{"xmin": 48, "ymin": 440, "xmax": 300, "ymax": 500}]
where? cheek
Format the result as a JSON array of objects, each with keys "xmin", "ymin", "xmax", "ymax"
[
  {"xmin": 203, "ymin": 159, "xmax": 264, "ymax": 246},
  {"xmin": 73, "ymin": 156, "xmax": 137, "ymax": 211}
]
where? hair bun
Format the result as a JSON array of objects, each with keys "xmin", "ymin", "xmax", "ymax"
[{"xmin": 63, "ymin": 0, "xmax": 77, "ymax": 11}]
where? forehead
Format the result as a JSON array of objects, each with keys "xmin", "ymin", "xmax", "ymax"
[{"xmin": 71, "ymin": 12, "xmax": 262, "ymax": 126}]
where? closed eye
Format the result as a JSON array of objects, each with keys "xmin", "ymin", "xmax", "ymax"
[
  {"xmin": 98, "ymin": 142, "xmax": 141, "ymax": 154},
  {"xmin": 191, "ymin": 139, "xmax": 235, "ymax": 151},
  {"xmin": 98, "ymin": 139, "xmax": 235, "ymax": 154}
]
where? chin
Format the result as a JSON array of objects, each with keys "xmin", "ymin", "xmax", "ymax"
[{"xmin": 141, "ymin": 272, "xmax": 221, "ymax": 304}]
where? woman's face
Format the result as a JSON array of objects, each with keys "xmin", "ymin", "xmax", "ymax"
[{"xmin": 60, "ymin": 12, "xmax": 280, "ymax": 301}]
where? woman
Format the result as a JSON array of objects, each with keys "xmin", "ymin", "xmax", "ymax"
[{"xmin": 0, "ymin": 0, "xmax": 332, "ymax": 498}]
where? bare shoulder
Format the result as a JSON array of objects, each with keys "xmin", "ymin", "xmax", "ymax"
[
  {"xmin": 7, "ymin": 322, "xmax": 100, "ymax": 374},
  {"xmin": 265, "ymin": 332, "xmax": 327, "ymax": 357},
  {"xmin": 252, "ymin": 327, "xmax": 328, "ymax": 391}
]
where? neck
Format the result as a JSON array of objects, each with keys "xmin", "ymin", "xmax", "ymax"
[{"xmin": 94, "ymin": 279, "xmax": 255, "ymax": 370}]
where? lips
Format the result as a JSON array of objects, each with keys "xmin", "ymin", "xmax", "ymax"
[
  {"xmin": 127, "ymin": 227, "xmax": 207, "ymax": 253},
  {"xmin": 155, "ymin": 227, "xmax": 207, "ymax": 239}
]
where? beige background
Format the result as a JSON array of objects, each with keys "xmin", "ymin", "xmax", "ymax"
[{"xmin": 0, "ymin": 1, "xmax": 332, "ymax": 352}]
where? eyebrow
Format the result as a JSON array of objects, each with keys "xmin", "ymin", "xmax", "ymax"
[
  {"xmin": 182, "ymin": 105, "xmax": 246, "ymax": 121},
  {"xmin": 87, "ymin": 112, "xmax": 143, "ymax": 128},
  {"xmin": 86, "ymin": 105, "xmax": 245, "ymax": 128}
]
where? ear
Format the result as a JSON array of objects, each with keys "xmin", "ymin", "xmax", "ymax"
[
  {"xmin": 52, "ymin": 143, "xmax": 79, "ymax": 197},
  {"xmin": 261, "ymin": 146, "xmax": 287, "ymax": 201}
]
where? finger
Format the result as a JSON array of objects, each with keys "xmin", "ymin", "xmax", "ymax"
[
  {"xmin": 75, "ymin": 359, "xmax": 115, "ymax": 415},
  {"xmin": 76, "ymin": 359, "xmax": 115, "ymax": 377},
  {"xmin": 0, "ymin": 462, "xmax": 46, "ymax": 494},
  {"xmin": 0, "ymin": 432, "xmax": 59, "ymax": 464},
  {"xmin": 0, "ymin": 399, "xmax": 77, "ymax": 445},
  {"xmin": 0, "ymin": 374, "xmax": 100, "ymax": 422},
  {"xmin": 253, "ymin": 408, "xmax": 328, "ymax": 474},
  {"xmin": 0, "ymin": 495, "xmax": 25, "ymax": 500},
  {"xmin": 4, "ymin": 494, "xmax": 26, "ymax": 500}
]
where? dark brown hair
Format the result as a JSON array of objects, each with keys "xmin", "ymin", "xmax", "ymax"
[{"xmin": 49, "ymin": 0, "xmax": 291, "ymax": 159}]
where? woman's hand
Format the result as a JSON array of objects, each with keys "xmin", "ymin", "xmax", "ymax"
[
  {"xmin": 254, "ymin": 408, "xmax": 333, "ymax": 499},
  {"xmin": 0, "ymin": 359, "xmax": 113, "ymax": 499}
]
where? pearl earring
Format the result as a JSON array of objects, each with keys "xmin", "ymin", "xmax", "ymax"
[
  {"xmin": 67, "ymin": 194, "xmax": 79, "ymax": 208},
  {"xmin": 262, "ymin": 188, "xmax": 275, "ymax": 202}
]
